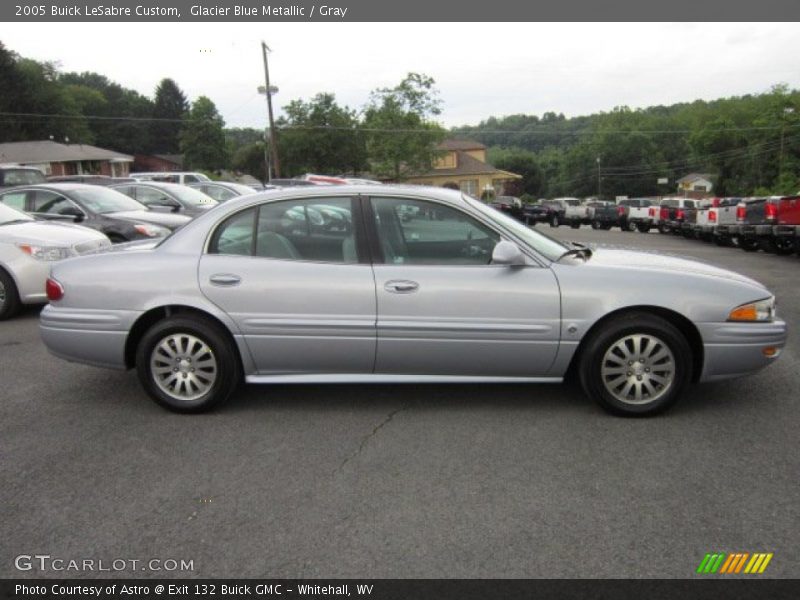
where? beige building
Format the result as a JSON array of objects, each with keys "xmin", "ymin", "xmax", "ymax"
[{"xmin": 405, "ymin": 139, "xmax": 522, "ymax": 197}]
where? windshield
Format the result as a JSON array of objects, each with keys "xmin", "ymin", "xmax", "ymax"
[
  {"xmin": 72, "ymin": 186, "xmax": 149, "ymax": 213},
  {"xmin": 0, "ymin": 202, "xmax": 35, "ymax": 225},
  {"xmin": 165, "ymin": 185, "xmax": 219, "ymax": 207},
  {"xmin": 1, "ymin": 168, "xmax": 46, "ymax": 186},
  {"xmin": 463, "ymin": 194, "xmax": 568, "ymax": 261}
]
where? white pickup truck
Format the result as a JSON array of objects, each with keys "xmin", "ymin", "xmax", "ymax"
[
  {"xmin": 709, "ymin": 197, "xmax": 741, "ymax": 246},
  {"xmin": 618, "ymin": 198, "xmax": 656, "ymax": 232},
  {"xmin": 544, "ymin": 197, "xmax": 587, "ymax": 228}
]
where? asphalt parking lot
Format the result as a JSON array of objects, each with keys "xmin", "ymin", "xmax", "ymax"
[{"xmin": 1, "ymin": 226, "xmax": 798, "ymax": 579}]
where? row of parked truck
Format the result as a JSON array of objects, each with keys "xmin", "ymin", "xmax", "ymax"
[{"xmin": 510, "ymin": 195, "xmax": 800, "ymax": 255}]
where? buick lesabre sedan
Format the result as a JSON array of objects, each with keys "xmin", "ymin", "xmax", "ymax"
[{"xmin": 39, "ymin": 186, "xmax": 787, "ymax": 415}]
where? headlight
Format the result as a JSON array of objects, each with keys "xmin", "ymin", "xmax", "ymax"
[
  {"xmin": 728, "ymin": 297, "xmax": 775, "ymax": 322},
  {"xmin": 134, "ymin": 224, "xmax": 170, "ymax": 238},
  {"xmin": 16, "ymin": 243, "xmax": 74, "ymax": 261}
]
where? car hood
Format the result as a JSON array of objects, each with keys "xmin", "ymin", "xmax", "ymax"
[
  {"xmin": 0, "ymin": 220, "xmax": 108, "ymax": 246},
  {"xmin": 107, "ymin": 210, "xmax": 192, "ymax": 228},
  {"xmin": 583, "ymin": 247, "xmax": 766, "ymax": 289}
]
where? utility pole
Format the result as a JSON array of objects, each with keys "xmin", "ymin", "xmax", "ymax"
[
  {"xmin": 596, "ymin": 156, "xmax": 601, "ymax": 200},
  {"xmin": 261, "ymin": 41, "xmax": 281, "ymax": 179},
  {"xmin": 779, "ymin": 106, "xmax": 795, "ymax": 176}
]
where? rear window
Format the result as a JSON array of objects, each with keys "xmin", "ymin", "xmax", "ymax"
[
  {"xmin": 1, "ymin": 168, "xmax": 45, "ymax": 187},
  {"xmin": 661, "ymin": 199, "xmax": 679, "ymax": 207}
]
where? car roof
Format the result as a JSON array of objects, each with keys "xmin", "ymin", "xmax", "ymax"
[
  {"xmin": 224, "ymin": 184, "xmax": 468, "ymax": 207},
  {"xmin": 0, "ymin": 182, "xmax": 103, "ymax": 192},
  {"xmin": 117, "ymin": 181, "xmax": 186, "ymax": 190}
]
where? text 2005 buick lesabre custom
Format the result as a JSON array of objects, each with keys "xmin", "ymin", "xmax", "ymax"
[{"xmin": 39, "ymin": 186, "xmax": 787, "ymax": 416}]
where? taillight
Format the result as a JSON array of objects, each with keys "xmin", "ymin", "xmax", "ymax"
[
  {"xmin": 617, "ymin": 206, "xmax": 625, "ymax": 215},
  {"xmin": 709, "ymin": 210, "xmax": 717, "ymax": 223},
  {"xmin": 736, "ymin": 204, "xmax": 746, "ymax": 221},
  {"xmin": 712, "ymin": 198, "xmax": 721, "ymax": 207},
  {"xmin": 660, "ymin": 207, "xmax": 669, "ymax": 220},
  {"xmin": 46, "ymin": 278, "xmax": 64, "ymax": 302},
  {"xmin": 677, "ymin": 209, "xmax": 686, "ymax": 220},
  {"xmin": 765, "ymin": 202, "xmax": 777, "ymax": 220},
  {"xmin": 649, "ymin": 207, "xmax": 656, "ymax": 217}
]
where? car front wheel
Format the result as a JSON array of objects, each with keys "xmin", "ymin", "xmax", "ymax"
[
  {"xmin": 578, "ymin": 312, "xmax": 692, "ymax": 416},
  {"xmin": 0, "ymin": 269, "xmax": 21, "ymax": 321},
  {"xmin": 136, "ymin": 316, "xmax": 240, "ymax": 412}
]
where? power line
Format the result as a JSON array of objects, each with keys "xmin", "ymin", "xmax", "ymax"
[{"xmin": 1, "ymin": 110, "xmax": 799, "ymax": 135}]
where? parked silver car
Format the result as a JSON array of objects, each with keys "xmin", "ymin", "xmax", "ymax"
[
  {"xmin": 0, "ymin": 202, "xmax": 110, "ymax": 319},
  {"xmin": 39, "ymin": 186, "xmax": 787, "ymax": 415}
]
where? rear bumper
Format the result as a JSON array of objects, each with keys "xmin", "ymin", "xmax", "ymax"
[
  {"xmin": 714, "ymin": 224, "xmax": 738, "ymax": 236},
  {"xmin": 697, "ymin": 319, "xmax": 788, "ymax": 382},
  {"xmin": 774, "ymin": 225, "xmax": 799, "ymax": 238},
  {"xmin": 39, "ymin": 305, "xmax": 139, "ymax": 369}
]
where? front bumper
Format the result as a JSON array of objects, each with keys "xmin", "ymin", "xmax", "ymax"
[
  {"xmin": 39, "ymin": 305, "xmax": 141, "ymax": 369},
  {"xmin": 697, "ymin": 319, "xmax": 788, "ymax": 382}
]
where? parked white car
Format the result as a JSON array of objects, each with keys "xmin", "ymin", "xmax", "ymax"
[
  {"xmin": 0, "ymin": 203, "xmax": 110, "ymax": 319},
  {"xmin": 131, "ymin": 172, "xmax": 210, "ymax": 185}
]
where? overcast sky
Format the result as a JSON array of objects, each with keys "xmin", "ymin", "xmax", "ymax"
[{"xmin": 3, "ymin": 23, "xmax": 799, "ymax": 129}]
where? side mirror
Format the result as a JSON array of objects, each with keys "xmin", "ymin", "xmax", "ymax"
[
  {"xmin": 60, "ymin": 206, "xmax": 85, "ymax": 222},
  {"xmin": 491, "ymin": 240, "xmax": 525, "ymax": 266}
]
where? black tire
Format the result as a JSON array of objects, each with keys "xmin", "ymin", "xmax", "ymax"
[
  {"xmin": 714, "ymin": 235, "xmax": 731, "ymax": 247},
  {"xmin": 658, "ymin": 224, "xmax": 669, "ymax": 234},
  {"xmin": 570, "ymin": 221, "xmax": 580, "ymax": 229},
  {"xmin": 136, "ymin": 315, "xmax": 241, "ymax": 413},
  {"xmin": 549, "ymin": 214, "xmax": 560, "ymax": 228},
  {"xmin": 761, "ymin": 237, "xmax": 795, "ymax": 255},
  {"xmin": 591, "ymin": 220, "xmax": 601, "ymax": 230},
  {"xmin": 602, "ymin": 224, "xmax": 612, "ymax": 230},
  {"xmin": 739, "ymin": 237, "xmax": 759, "ymax": 252},
  {"xmin": 636, "ymin": 223, "xmax": 651, "ymax": 233},
  {"xmin": 0, "ymin": 269, "xmax": 21, "ymax": 321},
  {"xmin": 578, "ymin": 312, "xmax": 692, "ymax": 416},
  {"xmin": 625, "ymin": 220, "xmax": 637, "ymax": 232}
]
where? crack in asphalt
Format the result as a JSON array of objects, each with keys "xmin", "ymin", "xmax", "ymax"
[{"xmin": 335, "ymin": 404, "xmax": 409, "ymax": 473}]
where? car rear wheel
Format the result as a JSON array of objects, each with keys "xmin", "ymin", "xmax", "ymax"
[
  {"xmin": 760, "ymin": 237, "xmax": 794, "ymax": 255},
  {"xmin": 136, "ymin": 316, "xmax": 240, "ymax": 413},
  {"xmin": 636, "ymin": 223, "xmax": 651, "ymax": 233},
  {"xmin": 550, "ymin": 215, "xmax": 560, "ymax": 227},
  {"xmin": 591, "ymin": 220, "xmax": 601, "ymax": 230},
  {"xmin": 626, "ymin": 221, "xmax": 637, "ymax": 232},
  {"xmin": 0, "ymin": 269, "xmax": 21, "ymax": 321},
  {"xmin": 578, "ymin": 312, "xmax": 692, "ymax": 416},
  {"xmin": 739, "ymin": 237, "xmax": 759, "ymax": 252},
  {"xmin": 658, "ymin": 224, "xmax": 669, "ymax": 234},
  {"xmin": 570, "ymin": 221, "xmax": 580, "ymax": 229}
]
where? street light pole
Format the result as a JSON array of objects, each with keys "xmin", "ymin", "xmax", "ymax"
[{"xmin": 261, "ymin": 41, "xmax": 281, "ymax": 179}]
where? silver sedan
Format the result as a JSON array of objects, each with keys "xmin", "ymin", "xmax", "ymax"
[{"xmin": 40, "ymin": 186, "xmax": 787, "ymax": 415}]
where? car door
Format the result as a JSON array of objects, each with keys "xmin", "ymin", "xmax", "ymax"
[
  {"xmin": 198, "ymin": 196, "xmax": 377, "ymax": 376},
  {"xmin": 367, "ymin": 195, "xmax": 561, "ymax": 377}
]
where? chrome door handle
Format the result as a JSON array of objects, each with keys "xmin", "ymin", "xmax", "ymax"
[
  {"xmin": 384, "ymin": 280, "xmax": 419, "ymax": 293},
  {"xmin": 209, "ymin": 274, "xmax": 241, "ymax": 286}
]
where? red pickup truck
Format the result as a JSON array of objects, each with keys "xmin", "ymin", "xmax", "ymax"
[{"xmin": 737, "ymin": 195, "xmax": 800, "ymax": 254}]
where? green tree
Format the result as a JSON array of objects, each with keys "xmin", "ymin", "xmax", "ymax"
[
  {"xmin": 487, "ymin": 147, "xmax": 544, "ymax": 196},
  {"xmin": 180, "ymin": 96, "xmax": 226, "ymax": 171},
  {"xmin": 151, "ymin": 78, "xmax": 188, "ymax": 153},
  {"xmin": 59, "ymin": 71, "xmax": 155, "ymax": 154},
  {"xmin": 363, "ymin": 73, "xmax": 446, "ymax": 179},
  {"xmin": 231, "ymin": 141, "xmax": 268, "ymax": 181},
  {"xmin": 276, "ymin": 93, "xmax": 366, "ymax": 176}
]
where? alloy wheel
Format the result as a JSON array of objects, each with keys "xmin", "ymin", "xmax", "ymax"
[
  {"xmin": 600, "ymin": 334, "xmax": 675, "ymax": 405},
  {"xmin": 150, "ymin": 333, "xmax": 218, "ymax": 401}
]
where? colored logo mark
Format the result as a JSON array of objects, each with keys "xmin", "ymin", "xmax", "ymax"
[{"xmin": 696, "ymin": 552, "xmax": 773, "ymax": 574}]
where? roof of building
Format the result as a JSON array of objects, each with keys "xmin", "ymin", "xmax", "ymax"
[
  {"xmin": 153, "ymin": 154, "xmax": 184, "ymax": 166},
  {"xmin": 677, "ymin": 172, "xmax": 714, "ymax": 183},
  {"xmin": 0, "ymin": 140, "xmax": 133, "ymax": 164},
  {"xmin": 437, "ymin": 139, "xmax": 487, "ymax": 151},
  {"xmin": 411, "ymin": 150, "xmax": 521, "ymax": 179}
]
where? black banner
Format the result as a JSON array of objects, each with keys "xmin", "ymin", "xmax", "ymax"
[
  {"xmin": 3, "ymin": 0, "xmax": 800, "ymax": 22},
  {"xmin": 3, "ymin": 580, "xmax": 800, "ymax": 600}
]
